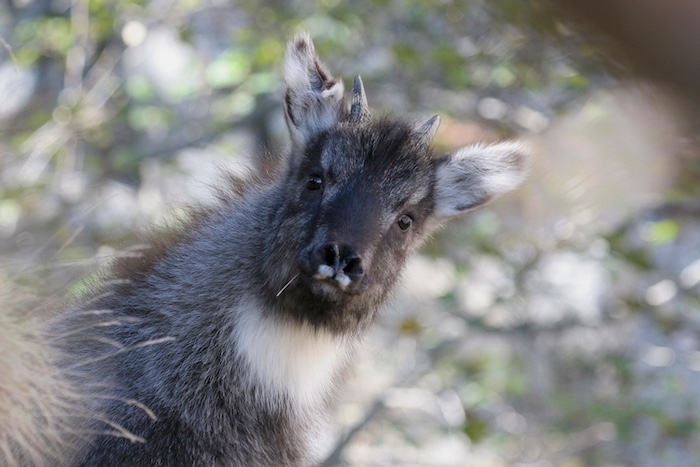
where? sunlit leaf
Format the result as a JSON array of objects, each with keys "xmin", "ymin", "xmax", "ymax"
[
  {"xmin": 492, "ymin": 64, "xmax": 516, "ymax": 87},
  {"xmin": 126, "ymin": 76, "xmax": 156, "ymax": 102},
  {"xmin": 643, "ymin": 219, "xmax": 680, "ymax": 245},
  {"xmin": 127, "ymin": 106, "xmax": 174, "ymax": 131},
  {"xmin": 398, "ymin": 316, "xmax": 421, "ymax": 335},
  {"xmin": 206, "ymin": 51, "xmax": 252, "ymax": 89}
]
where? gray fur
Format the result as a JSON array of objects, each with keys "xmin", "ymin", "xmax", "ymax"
[{"xmin": 41, "ymin": 34, "xmax": 528, "ymax": 466}]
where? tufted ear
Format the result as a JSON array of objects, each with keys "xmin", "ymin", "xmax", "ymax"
[
  {"xmin": 283, "ymin": 33, "xmax": 345, "ymax": 147},
  {"xmin": 432, "ymin": 141, "xmax": 529, "ymax": 219}
]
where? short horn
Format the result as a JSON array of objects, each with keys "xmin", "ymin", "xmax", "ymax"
[
  {"xmin": 415, "ymin": 115, "xmax": 441, "ymax": 146},
  {"xmin": 350, "ymin": 75, "xmax": 370, "ymax": 123}
]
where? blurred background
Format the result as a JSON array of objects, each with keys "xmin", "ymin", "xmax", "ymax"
[{"xmin": 2, "ymin": 1, "xmax": 700, "ymax": 465}]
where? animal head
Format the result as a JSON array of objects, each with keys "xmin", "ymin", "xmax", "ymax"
[{"xmin": 265, "ymin": 34, "xmax": 527, "ymax": 333}]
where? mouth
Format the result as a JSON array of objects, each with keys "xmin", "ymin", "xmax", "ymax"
[
  {"xmin": 287, "ymin": 266, "xmax": 366, "ymax": 302},
  {"xmin": 313, "ymin": 265, "xmax": 354, "ymax": 291},
  {"xmin": 298, "ymin": 271, "xmax": 361, "ymax": 301}
]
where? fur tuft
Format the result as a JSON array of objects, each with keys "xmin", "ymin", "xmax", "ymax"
[
  {"xmin": 433, "ymin": 141, "xmax": 530, "ymax": 218},
  {"xmin": 0, "ymin": 301, "xmax": 82, "ymax": 466}
]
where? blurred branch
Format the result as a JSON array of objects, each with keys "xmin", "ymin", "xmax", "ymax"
[
  {"xmin": 320, "ymin": 335, "xmax": 467, "ymax": 466},
  {"xmin": 647, "ymin": 201, "xmax": 700, "ymax": 220},
  {"xmin": 319, "ymin": 393, "xmax": 388, "ymax": 467},
  {"xmin": 138, "ymin": 93, "xmax": 280, "ymax": 160},
  {"xmin": 0, "ymin": 37, "xmax": 18, "ymax": 66},
  {"xmin": 65, "ymin": 0, "xmax": 89, "ymax": 93}
]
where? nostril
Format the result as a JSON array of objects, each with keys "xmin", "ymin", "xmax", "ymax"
[
  {"xmin": 343, "ymin": 253, "xmax": 363, "ymax": 277},
  {"xmin": 323, "ymin": 243, "xmax": 340, "ymax": 267},
  {"xmin": 310, "ymin": 242, "xmax": 364, "ymax": 283},
  {"xmin": 315, "ymin": 242, "xmax": 340, "ymax": 269}
]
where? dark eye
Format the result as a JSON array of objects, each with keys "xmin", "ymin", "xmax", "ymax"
[
  {"xmin": 397, "ymin": 214, "xmax": 413, "ymax": 231},
  {"xmin": 306, "ymin": 175, "xmax": 323, "ymax": 191}
]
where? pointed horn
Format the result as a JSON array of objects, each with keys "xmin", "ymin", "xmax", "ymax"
[
  {"xmin": 416, "ymin": 115, "xmax": 441, "ymax": 146},
  {"xmin": 350, "ymin": 75, "xmax": 370, "ymax": 123}
]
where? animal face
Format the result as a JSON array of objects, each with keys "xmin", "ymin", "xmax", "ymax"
[
  {"xmin": 263, "ymin": 34, "xmax": 527, "ymax": 334},
  {"xmin": 291, "ymin": 120, "xmax": 436, "ymax": 297}
]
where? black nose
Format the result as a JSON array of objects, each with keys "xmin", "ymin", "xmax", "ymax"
[{"xmin": 312, "ymin": 241, "xmax": 364, "ymax": 283}]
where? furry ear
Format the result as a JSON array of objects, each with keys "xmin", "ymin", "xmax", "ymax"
[
  {"xmin": 283, "ymin": 33, "xmax": 345, "ymax": 147},
  {"xmin": 433, "ymin": 141, "xmax": 529, "ymax": 219}
]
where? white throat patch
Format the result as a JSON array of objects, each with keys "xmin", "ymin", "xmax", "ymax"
[{"xmin": 234, "ymin": 301, "xmax": 351, "ymax": 409}]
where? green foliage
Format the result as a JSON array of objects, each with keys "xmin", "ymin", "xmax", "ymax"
[
  {"xmin": 206, "ymin": 51, "xmax": 251, "ymax": 89},
  {"xmin": 643, "ymin": 219, "xmax": 680, "ymax": 245},
  {"xmin": 14, "ymin": 16, "xmax": 72, "ymax": 63},
  {"xmin": 463, "ymin": 409, "xmax": 488, "ymax": 443}
]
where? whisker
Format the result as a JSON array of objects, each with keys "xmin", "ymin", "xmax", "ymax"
[{"xmin": 276, "ymin": 274, "xmax": 299, "ymax": 297}]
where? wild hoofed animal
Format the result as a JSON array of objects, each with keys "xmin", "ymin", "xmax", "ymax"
[{"xmin": 2, "ymin": 34, "xmax": 527, "ymax": 466}]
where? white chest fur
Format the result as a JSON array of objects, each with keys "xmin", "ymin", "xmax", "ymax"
[{"xmin": 234, "ymin": 301, "xmax": 351, "ymax": 409}]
